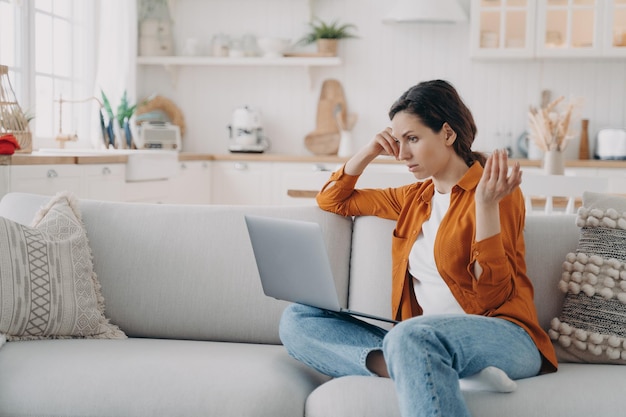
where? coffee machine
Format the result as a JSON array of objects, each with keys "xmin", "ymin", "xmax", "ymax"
[{"xmin": 227, "ymin": 106, "xmax": 269, "ymax": 153}]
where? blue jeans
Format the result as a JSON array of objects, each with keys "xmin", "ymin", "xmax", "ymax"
[{"xmin": 279, "ymin": 304, "xmax": 542, "ymax": 417}]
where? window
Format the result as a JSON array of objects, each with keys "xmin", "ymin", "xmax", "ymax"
[{"xmin": 0, "ymin": 0, "xmax": 96, "ymax": 149}]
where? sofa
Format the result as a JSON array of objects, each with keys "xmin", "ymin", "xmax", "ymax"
[{"xmin": 0, "ymin": 191, "xmax": 624, "ymax": 417}]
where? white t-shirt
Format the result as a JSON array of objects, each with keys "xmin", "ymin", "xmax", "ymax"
[{"xmin": 408, "ymin": 189, "xmax": 466, "ymax": 316}]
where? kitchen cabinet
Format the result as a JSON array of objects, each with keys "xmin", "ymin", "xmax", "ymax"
[
  {"xmin": 470, "ymin": 0, "xmax": 537, "ymax": 58},
  {"xmin": 9, "ymin": 164, "xmax": 126, "ymax": 201},
  {"xmin": 168, "ymin": 160, "xmax": 212, "ymax": 204},
  {"xmin": 9, "ymin": 165, "xmax": 84, "ymax": 197},
  {"xmin": 273, "ymin": 162, "xmax": 340, "ymax": 205},
  {"xmin": 82, "ymin": 164, "xmax": 126, "ymax": 201},
  {"xmin": 211, "ymin": 160, "xmax": 273, "ymax": 205},
  {"xmin": 470, "ymin": 0, "xmax": 626, "ymax": 58},
  {"xmin": 271, "ymin": 160, "xmax": 415, "ymax": 206}
]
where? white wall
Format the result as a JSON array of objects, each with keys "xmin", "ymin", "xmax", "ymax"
[{"xmin": 136, "ymin": 0, "xmax": 626, "ymax": 159}]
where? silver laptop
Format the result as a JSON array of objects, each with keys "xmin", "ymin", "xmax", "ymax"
[{"xmin": 244, "ymin": 215, "xmax": 398, "ymax": 324}]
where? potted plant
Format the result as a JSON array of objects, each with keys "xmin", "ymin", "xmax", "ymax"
[{"xmin": 297, "ymin": 18, "xmax": 358, "ymax": 56}]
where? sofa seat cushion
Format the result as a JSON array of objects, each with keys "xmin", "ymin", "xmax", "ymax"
[
  {"xmin": 0, "ymin": 338, "xmax": 328, "ymax": 417},
  {"xmin": 305, "ymin": 364, "xmax": 626, "ymax": 417}
]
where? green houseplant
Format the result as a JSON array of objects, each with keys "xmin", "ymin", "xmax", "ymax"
[{"xmin": 298, "ymin": 18, "xmax": 358, "ymax": 56}]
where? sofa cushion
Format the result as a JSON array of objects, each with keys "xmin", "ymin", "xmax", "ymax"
[
  {"xmin": 0, "ymin": 192, "xmax": 125, "ymax": 341},
  {"xmin": 0, "ymin": 338, "xmax": 329, "ymax": 417},
  {"xmin": 305, "ymin": 364, "xmax": 626, "ymax": 417},
  {"xmin": 0, "ymin": 193, "xmax": 354, "ymax": 345},
  {"xmin": 549, "ymin": 191, "xmax": 626, "ymax": 364}
]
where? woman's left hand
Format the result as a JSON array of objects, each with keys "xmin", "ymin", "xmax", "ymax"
[{"xmin": 476, "ymin": 149, "xmax": 522, "ymax": 206}]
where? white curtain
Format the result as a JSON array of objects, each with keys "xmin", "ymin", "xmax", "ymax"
[{"xmin": 90, "ymin": 0, "xmax": 137, "ymax": 149}]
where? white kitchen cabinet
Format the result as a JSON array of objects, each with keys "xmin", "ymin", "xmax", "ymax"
[
  {"xmin": 168, "ymin": 160, "xmax": 212, "ymax": 204},
  {"xmin": 594, "ymin": 167, "xmax": 626, "ymax": 193},
  {"xmin": 605, "ymin": 0, "xmax": 626, "ymax": 56},
  {"xmin": 9, "ymin": 165, "xmax": 84, "ymax": 197},
  {"xmin": 470, "ymin": 0, "xmax": 626, "ymax": 58},
  {"xmin": 470, "ymin": 0, "xmax": 537, "ymax": 58},
  {"xmin": 82, "ymin": 164, "xmax": 126, "ymax": 201},
  {"xmin": 211, "ymin": 160, "xmax": 273, "ymax": 205},
  {"xmin": 272, "ymin": 162, "xmax": 340, "ymax": 205}
]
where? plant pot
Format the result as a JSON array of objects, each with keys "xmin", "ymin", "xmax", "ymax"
[{"xmin": 317, "ymin": 39, "xmax": 338, "ymax": 56}]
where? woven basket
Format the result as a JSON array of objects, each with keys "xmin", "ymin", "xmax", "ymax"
[
  {"xmin": 1, "ymin": 65, "xmax": 32, "ymax": 154},
  {"xmin": 13, "ymin": 130, "xmax": 32, "ymax": 153}
]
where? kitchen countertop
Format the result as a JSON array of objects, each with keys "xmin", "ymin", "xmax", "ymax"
[{"xmin": 2, "ymin": 151, "xmax": 626, "ymax": 168}]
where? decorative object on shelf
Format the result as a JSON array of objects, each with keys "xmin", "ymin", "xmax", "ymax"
[
  {"xmin": 100, "ymin": 90, "xmax": 137, "ymax": 149},
  {"xmin": 257, "ymin": 37, "xmax": 292, "ymax": 58},
  {"xmin": 528, "ymin": 96, "xmax": 578, "ymax": 175},
  {"xmin": 138, "ymin": 0, "xmax": 174, "ymax": 56},
  {"xmin": 305, "ymin": 79, "xmax": 348, "ymax": 155},
  {"xmin": 116, "ymin": 91, "xmax": 137, "ymax": 149},
  {"xmin": 297, "ymin": 18, "xmax": 358, "ymax": 57},
  {"xmin": 383, "ymin": 0, "xmax": 467, "ymax": 23},
  {"xmin": 578, "ymin": 118, "xmax": 590, "ymax": 159},
  {"xmin": 335, "ymin": 104, "xmax": 359, "ymax": 158},
  {"xmin": 135, "ymin": 94, "xmax": 186, "ymax": 138},
  {"xmin": 0, "ymin": 65, "xmax": 32, "ymax": 153}
]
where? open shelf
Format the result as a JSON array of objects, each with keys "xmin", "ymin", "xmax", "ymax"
[{"xmin": 137, "ymin": 55, "xmax": 341, "ymax": 67}]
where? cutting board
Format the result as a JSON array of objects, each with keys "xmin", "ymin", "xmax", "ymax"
[{"xmin": 305, "ymin": 79, "xmax": 348, "ymax": 155}]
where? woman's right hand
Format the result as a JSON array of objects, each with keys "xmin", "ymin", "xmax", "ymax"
[
  {"xmin": 366, "ymin": 127, "xmax": 399, "ymax": 159},
  {"xmin": 345, "ymin": 127, "xmax": 399, "ymax": 176}
]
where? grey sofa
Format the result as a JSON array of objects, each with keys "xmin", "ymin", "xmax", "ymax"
[{"xmin": 0, "ymin": 192, "xmax": 624, "ymax": 417}]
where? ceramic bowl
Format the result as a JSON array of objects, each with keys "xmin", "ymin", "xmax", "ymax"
[{"xmin": 256, "ymin": 37, "xmax": 291, "ymax": 58}]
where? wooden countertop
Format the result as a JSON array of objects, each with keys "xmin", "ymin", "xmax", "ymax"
[{"xmin": 3, "ymin": 151, "xmax": 626, "ymax": 169}]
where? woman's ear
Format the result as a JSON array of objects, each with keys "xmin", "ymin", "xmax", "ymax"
[{"xmin": 442, "ymin": 122, "xmax": 457, "ymax": 145}]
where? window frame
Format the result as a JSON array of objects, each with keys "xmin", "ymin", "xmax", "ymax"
[{"xmin": 1, "ymin": 0, "xmax": 97, "ymax": 150}]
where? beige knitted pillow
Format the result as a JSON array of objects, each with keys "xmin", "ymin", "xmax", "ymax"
[
  {"xmin": 549, "ymin": 191, "xmax": 626, "ymax": 364},
  {"xmin": 0, "ymin": 192, "xmax": 126, "ymax": 341}
]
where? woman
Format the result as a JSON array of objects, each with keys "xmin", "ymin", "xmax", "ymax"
[{"xmin": 279, "ymin": 80, "xmax": 557, "ymax": 417}]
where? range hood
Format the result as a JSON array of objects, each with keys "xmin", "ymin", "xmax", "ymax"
[{"xmin": 383, "ymin": 0, "xmax": 467, "ymax": 24}]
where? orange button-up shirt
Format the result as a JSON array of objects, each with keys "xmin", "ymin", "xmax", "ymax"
[{"xmin": 317, "ymin": 162, "xmax": 557, "ymax": 373}]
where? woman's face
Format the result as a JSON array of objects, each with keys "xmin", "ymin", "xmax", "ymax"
[{"xmin": 390, "ymin": 111, "xmax": 456, "ymax": 180}]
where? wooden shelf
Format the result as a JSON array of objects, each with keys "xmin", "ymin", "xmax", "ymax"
[
  {"xmin": 137, "ymin": 56, "xmax": 341, "ymax": 67},
  {"xmin": 137, "ymin": 55, "xmax": 342, "ymax": 87}
]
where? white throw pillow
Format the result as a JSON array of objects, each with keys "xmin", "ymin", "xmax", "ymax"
[{"xmin": 0, "ymin": 192, "xmax": 126, "ymax": 341}]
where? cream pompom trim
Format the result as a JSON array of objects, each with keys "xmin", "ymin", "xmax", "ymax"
[{"xmin": 576, "ymin": 206, "xmax": 626, "ymax": 229}]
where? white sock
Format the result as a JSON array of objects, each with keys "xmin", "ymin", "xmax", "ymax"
[
  {"xmin": 0, "ymin": 333, "xmax": 6, "ymax": 350},
  {"xmin": 459, "ymin": 366, "xmax": 517, "ymax": 393}
]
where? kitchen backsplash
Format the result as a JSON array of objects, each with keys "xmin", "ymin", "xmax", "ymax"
[{"xmin": 136, "ymin": 0, "xmax": 626, "ymax": 159}]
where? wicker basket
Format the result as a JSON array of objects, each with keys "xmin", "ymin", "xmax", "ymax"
[{"xmin": 1, "ymin": 65, "xmax": 32, "ymax": 153}]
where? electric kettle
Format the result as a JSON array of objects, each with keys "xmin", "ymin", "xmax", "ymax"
[{"xmin": 227, "ymin": 106, "xmax": 269, "ymax": 153}]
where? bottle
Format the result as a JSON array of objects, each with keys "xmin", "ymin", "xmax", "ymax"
[{"xmin": 578, "ymin": 119, "xmax": 590, "ymax": 160}]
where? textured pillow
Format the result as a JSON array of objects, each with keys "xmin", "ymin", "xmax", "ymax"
[
  {"xmin": 0, "ymin": 192, "xmax": 126, "ymax": 341},
  {"xmin": 549, "ymin": 191, "xmax": 626, "ymax": 364}
]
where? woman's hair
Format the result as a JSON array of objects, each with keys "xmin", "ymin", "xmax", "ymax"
[{"xmin": 389, "ymin": 80, "xmax": 486, "ymax": 167}]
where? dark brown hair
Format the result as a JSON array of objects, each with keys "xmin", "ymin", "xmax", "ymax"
[{"xmin": 389, "ymin": 80, "xmax": 486, "ymax": 167}]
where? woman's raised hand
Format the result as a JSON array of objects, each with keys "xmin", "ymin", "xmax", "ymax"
[
  {"xmin": 476, "ymin": 149, "xmax": 522, "ymax": 206},
  {"xmin": 367, "ymin": 127, "xmax": 399, "ymax": 159}
]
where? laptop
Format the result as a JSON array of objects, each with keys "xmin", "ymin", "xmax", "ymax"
[{"xmin": 244, "ymin": 215, "xmax": 398, "ymax": 324}]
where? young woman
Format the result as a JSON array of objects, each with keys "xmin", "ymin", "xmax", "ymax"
[{"xmin": 279, "ymin": 80, "xmax": 557, "ymax": 417}]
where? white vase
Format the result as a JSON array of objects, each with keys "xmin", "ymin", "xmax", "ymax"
[
  {"xmin": 543, "ymin": 150, "xmax": 564, "ymax": 175},
  {"xmin": 337, "ymin": 130, "xmax": 353, "ymax": 158}
]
